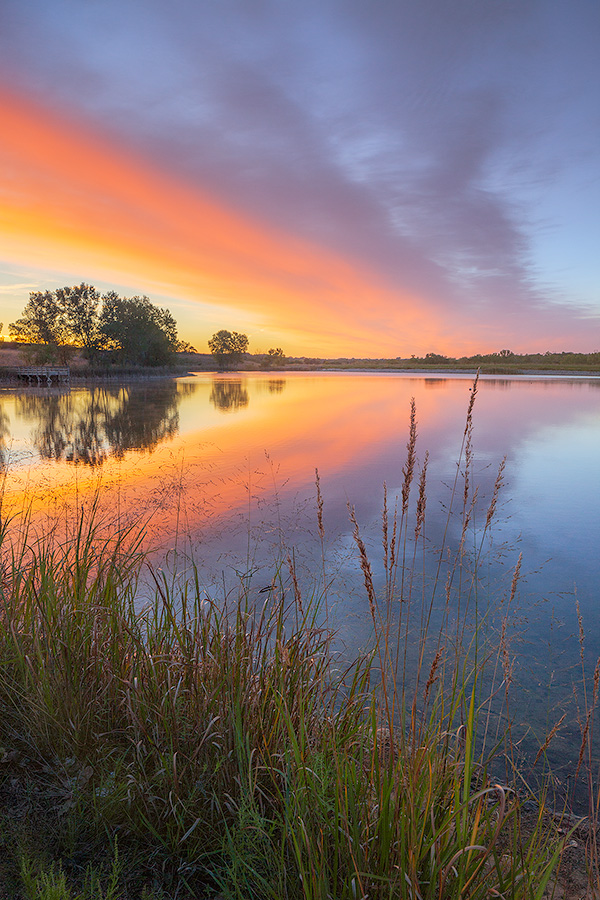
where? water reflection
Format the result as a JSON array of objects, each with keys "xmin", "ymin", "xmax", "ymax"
[
  {"xmin": 2, "ymin": 371, "xmax": 599, "ymax": 791},
  {"xmin": 14, "ymin": 382, "xmax": 181, "ymax": 466},
  {"xmin": 0, "ymin": 406, "xmax": 9, "ymax": 472},
  {"xmin": 209, "ymin": 379, "xmax": 249, "ymax": 412}
]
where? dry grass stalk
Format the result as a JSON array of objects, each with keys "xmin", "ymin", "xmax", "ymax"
[
  {"xmin": 533, "ymin": 714, "xmax": 568, "ymax": 767},
  {"xmin": 499, "ymin": 616, "xmax": 513, "ymax": 690},
  {"xmin": 577, "ymin": 599, "xmax": 585, "ymax": 662},
  {"xmin": 485, "ymin": 457, "xmax": 506, "ymax": 530},
  {"xmin": 423, "ymin": 646, "xmax": 444, "ymax": 705},
  {"xmin": 460, "ymin": 484, "xmax": 478, "ymax": 541},
  {"xmin": 389, "ymin": 495, "xmax": 398, "ymax": 575},
  {"xmin": 575, "ymin": 657, "xmax": 600, "ymax": 779},
  {"xmin": 463, "ymin": 420, "xmax": 474, "ymax": 510},
  {"xmin": 286, "ymin": 553, "xmax": 303, "ymax": 614},
  {"xmin": 414, "ymin": 452, "xmax": 429, "ymax": 541},
  {"xmin": 463, "ymin": 374, "xmax": 479, "ymax": 436},
  {"xmin": 401, "ymin": 398, "xmax": 417, "ymax": 514},
  {"xmin": 348, "ymin": 503, "xmax": 377, "ymax": 624},
  {"xmin": 315, "ymin": 466, "xmax": 324, "ymax": 540},
  {"xmin": 382, "ymin": 481, "xmax": 389, "ymax": 576},
  {"xmin": 509, "ymin": 552, "xmax": 522, "ymax": 605}
]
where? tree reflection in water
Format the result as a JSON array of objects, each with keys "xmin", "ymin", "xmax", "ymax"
[
  {"xmin": 14, "ymin": 382, "xmax": 181, "ymax": 466},
  {"xmin": 209, "ymin": 379, "xmax": 249, "ymax": 412},
  {"xmin": 0, "ymin": 405, "xmax": 9, "ymax": 473}
]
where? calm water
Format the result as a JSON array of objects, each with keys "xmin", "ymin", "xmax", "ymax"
[{"xmin": 2, "ymin": 371, "xmax": 599, "ymax": 785}]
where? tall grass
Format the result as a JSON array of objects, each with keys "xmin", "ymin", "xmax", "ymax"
[{"xmin": 0, "ymin": 381, "xmax": 576, "ymax": 898}]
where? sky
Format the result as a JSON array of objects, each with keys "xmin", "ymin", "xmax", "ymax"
[{"xmin": 0, "ymin": 0, "xmax": 599, "ymax": 357}]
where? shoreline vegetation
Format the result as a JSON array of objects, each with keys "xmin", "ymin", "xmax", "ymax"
[
  {"xmin": 1, "ymin": 341, "xmax": 599, "ymax": 384},
  {"xmin": 3, "ymin": 284, "xmax": 599, "ymax": 382},
  {"xmin": 1, "ymin": 381, "xmax": 599, "ymax": 898}
]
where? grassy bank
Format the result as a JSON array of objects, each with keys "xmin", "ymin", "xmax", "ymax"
[
  {"xmin": 183, "ymin": 349, "xmax": 600, "ymax": 374},
  {"xmin": 3, "ymin": 343, "xmax": 600, "ymax": 379},
  {"xmin": 0, "ymin": 386, "xmax": 596, "ymax": 898},
  {"xmin": 306, "ymin": 350, "xmax": 600, "ymax": 374}
]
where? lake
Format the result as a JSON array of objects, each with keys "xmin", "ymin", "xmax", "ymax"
[{"xmin": 1, "ymin": 371, "xmax": 599, "ymax": 792}]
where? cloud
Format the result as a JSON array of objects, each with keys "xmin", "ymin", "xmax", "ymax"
[
  {"xmin": 0, "ymin": 0, "xmax": 598, "ymax": 352},
  {"xmin": 0, "ymin": 282, "xmax": 39, "ymax": 294},
  {"xmin": 1, "ymin": 87, "xmax": 443, "ymax": 354}
]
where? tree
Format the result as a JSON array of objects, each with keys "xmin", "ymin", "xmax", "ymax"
[
  {"xmin": 498, "ymin": 349, "xmax": 513, "ymax": 358},
  {"xmin": 177, "ymin": 340, "xmax": 198, "ymax": 354},
  {"xmin": 260, "ymin": 347, "xmax": 286, "ymax": 369},
  {"xmin": 9, "ymin": 285, "xmax": 182, "ymax": 367},
  {"xmin": 208, "ymin": 330, "xmax": 249, "ymax": 369},
  {"xmin": 56, "ymin": 283, "xmax": 102, "ymax": 359},
  {"xmin": 9, "ymin": 290, "xmax": 73, "ymax": 364},
  {"xmin": 99, "ymin": 294, "xmax": 179, "ymax": 366}
]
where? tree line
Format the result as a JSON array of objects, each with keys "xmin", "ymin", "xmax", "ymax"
[
  {"xmin": 208, "ymin": 329, "xmax": 285, "ymax": 369},
  {"xmin": 8, "ymin": 284, "xmax": 191, "ymax": 367},
  {"xmin": 7, "ymin": 285, "xmax": 289, "ymax": 371}
]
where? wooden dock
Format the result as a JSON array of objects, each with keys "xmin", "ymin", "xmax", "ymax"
[{"xmin": 14, "ymin": 366, "xmax": 70, "ymax": 385}]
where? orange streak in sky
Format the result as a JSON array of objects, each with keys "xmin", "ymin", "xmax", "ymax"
[{"xmin": 0, "ymin": 87, "xmax": 450, "ymax": 356}]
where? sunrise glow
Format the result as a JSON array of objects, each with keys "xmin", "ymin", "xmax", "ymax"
[
  {"xmin": 1, "ymin": 1, "xmax": 598, "ymax": 356},
  {"xmin": 0, "ymin": 89, "xmax": 448, "ymax": 357}
]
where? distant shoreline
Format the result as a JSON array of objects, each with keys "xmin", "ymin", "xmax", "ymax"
[
  {"xmin": 185, "ymin": 363, "xmax": 600, "ymax": 378},
  {"xmin": 1, "ymin": 342, "xmax": 599, "ymax": 382},
  {"xmin": 2, "ymin": 364, "xmax": 600, "ymax": 386}
]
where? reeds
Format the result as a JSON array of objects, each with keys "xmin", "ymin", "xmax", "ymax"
[{"xmin": 0, "ymin": 380, "xmax": 580, "ymax": 899}]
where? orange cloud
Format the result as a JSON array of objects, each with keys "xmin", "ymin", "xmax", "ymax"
[{"xmin": 0, "ymin": 87, "xmax": 455, "ymax": 356}]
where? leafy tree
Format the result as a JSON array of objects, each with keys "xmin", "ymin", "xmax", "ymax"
[
  {"xmin": 9, "ymin": 285, "xmax": 182, "ymax": 368},
  {"xmin": 498, "ymin": 349, "xmax": 513, "ymax": 357},
  {"xmin": 9, "ymin": 290, "xmax": 73, "ymax": 364},
  {"xmin": 55, "ymin": 283, "xmax": 102, "ymax": 359},
  {"xmin": 208, "ymin": 330, "xmax": 249, "ymax": 369},
  {"xmin": 260, "ymin": 347, "xmax": 286, "ymax": 369},
  {"xmin": 99, "ymin": 294, "xmax": 178, "ymax": 366},
  {"xmin": 177, "ymin": 340, "xmax": 198, "ymax": 353}
]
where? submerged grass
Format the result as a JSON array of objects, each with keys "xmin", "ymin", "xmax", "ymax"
[{"xmin": 0, "ymin": 380, "xmax": 585, "ymax": 898}]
